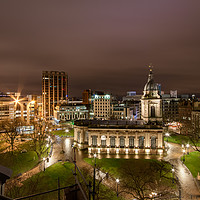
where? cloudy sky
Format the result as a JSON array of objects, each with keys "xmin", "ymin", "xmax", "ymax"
[{"xmin": 0, "ymin": 1, "xmax": 200, "ymax": 97}]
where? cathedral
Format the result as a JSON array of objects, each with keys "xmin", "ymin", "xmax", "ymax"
[
  {"xmin": 141, "ymin": 68, "xmax": 162, "ymax": 123},
  {"xmin": 74, "ymin": 68, "xmax": 164, "ymax": 155}
]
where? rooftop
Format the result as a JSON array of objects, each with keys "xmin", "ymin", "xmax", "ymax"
[{"xmin": 74, "ymin": 120, "xmax": 163, "ymax": 129}]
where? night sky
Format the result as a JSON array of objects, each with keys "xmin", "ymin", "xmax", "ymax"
[{"xmin": 0, "ymin": 1, "xmax": 200, "ymax": 97}]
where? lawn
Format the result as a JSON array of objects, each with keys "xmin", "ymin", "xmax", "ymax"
[
  {"xmin": 51, "ymin": 129, "xmax": 74, "ymax": 137},
  {"xmin": 0, "ymin": 151, "xmax": 38, "ymax": 177},
  {"xmin": 164, "ymin": 134, "xmax": 200, "ymax": 147},
  {"xmin": 181, "ymin": 151, "xmax": 200, "ymax": 177},
  {"xmin": 6, "ymin": 162, "xmax": 75, "ymax": 200},
  {"xmin": 84, "ymin": 158, "xmax": 172, "ymax": 178},
  {"xmin": 164, "ymin": 134, "xmax": 191, "ymax": 145},
  {"xmin": 6, "ymin": 161, "xmax": 122, "ymax": 200},
  {"xmin": 0, "ymin": 141, "xmax": 50, "ymax": 177}
]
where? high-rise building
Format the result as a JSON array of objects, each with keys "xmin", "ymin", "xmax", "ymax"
[
  {"xmin": 42, "ymin": 71, "xmax": 68, "ymax": 119},
  {"xmin": 92, "ymin": 91, "xmax": 111, "ymax": 120}
]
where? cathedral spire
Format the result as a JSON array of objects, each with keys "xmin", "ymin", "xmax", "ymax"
[{"xmin": 148, "ymin": 64, "xmax": 153, "ymax": 82}]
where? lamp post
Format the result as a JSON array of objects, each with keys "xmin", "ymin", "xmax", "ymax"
[
  {"xmin": 183, "ymin": 149, "xmax": 186, "ymax": 163},
  {"xmin": 172, "ymin": 168, "xmax": 175, "ymax": 183},
  {"xmin": 43, "ymin": 158, "xmax": 46, "ymax": 171},
  {"xmin": 116, "ymin": 178, "xmax": 119, "ymax": 197},
  {"xmin": 186, "ymin": 144, "xmax": 190, "ymax": 155},
  {"xmin": 72, "ymin": 144, "xmax": 76, "ymax": 173},
  {"xmin": 93, "ymin": 153, "xmax": 97, "ymax": 200},
  {"xmin": 165, "ymin": 133, "xmax": 170, "ymax": 142}
]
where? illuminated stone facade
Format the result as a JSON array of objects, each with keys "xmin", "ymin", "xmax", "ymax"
[
  {"xmin": 74, "ymin": 120, "xmax": 164, "ymax": 155},
  {"xmin": 141, "ymin": 69, "xmax": 162, "ymax": 123}
]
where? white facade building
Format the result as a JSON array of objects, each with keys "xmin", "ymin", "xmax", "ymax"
[{"xmin": 93, "ymin": 93, "xmax": 111, "ymax": 120}]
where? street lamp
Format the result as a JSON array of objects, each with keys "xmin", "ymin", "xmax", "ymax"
[
  {"xmin": 183, "ymin": 149, "xmax": 186, "ymax": 163},
  {"xmin": 165, "ymin": 133, "xmax": 170, "ymax": 142},
  {"xmin": 43, "ymin": 158, "xmax": 46, "ymax": 171},
  {"xmin": 93, "ymin": 153, "xmax": 97, "ymax": 200},
  {"xmin": 172, "ymin": 168, "xmax": 175, "ymax": 183},
  {"xmin": 186, "ymin": 144, "xmax": 190, "ymax": 155},
  {"xmin": 149, "ymin": 192, "xmax": 157, "ymax": 199},
  {"xmin": 116, "ymin": 178, "xmax": 119, "ymax": 197}
]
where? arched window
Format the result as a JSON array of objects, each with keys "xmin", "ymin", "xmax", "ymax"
[
  {"xmin": 120, "ymin": 136, "xmax": 125, "ymax": 148},
  {"xmin": 151, "ymin": 136, "xmax": 156, "ymax": 149},
  {"xmin": 139, "ymin": 136, "xmax": 144, "ymax": 149},
  {"xmin": 101, "ymin": 135, "xmax": 106, "ymax": 147},
  {"xmin": 129, "ymin": 137, "xmax": 134, "ymax": 148},
  {"xmin": 151, "ymin": 106, "xmax": 155, "ymax": 117},
  {"xmin": 92, "ymin": 136, "xmax": 97, "ymax": 147},
  {"xmin": 110, "ymin": 136, "xmax": 115, "ymax": 148}
]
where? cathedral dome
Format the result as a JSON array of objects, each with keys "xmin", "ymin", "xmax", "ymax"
[{"xmin": 144, "ymin": 69, "xmax": 158, "ymax": 92}]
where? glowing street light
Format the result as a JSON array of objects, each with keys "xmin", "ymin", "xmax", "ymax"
[
  {"xmin": 149, "ymin": 192, "xmax": 157, "ymax": 199},
  {"xmin": 186, "ymin": 144, "xmax": 190, "ymax": 154},
  {"xmin": 116, "ymin": 179, "xmax": 120, "ymax": 197},
  {"xmin": 165, "ymin": 133, "xmax": 170, "ymax": 142},
  {"xmin": 183, "ymin": 149, "xmax": 186, "ymax": 162},
  {"xmin": 172, "ymin": 168, "xmax": 175, "ymax": 183},
  {"xmin": 43, "ymin": 158, "xmax": 46, "ymax": 171}
]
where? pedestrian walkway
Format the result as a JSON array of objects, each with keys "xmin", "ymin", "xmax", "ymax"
[{"xmin": 164, "ymin": 142, "xmax": 200, "ymax": 200}]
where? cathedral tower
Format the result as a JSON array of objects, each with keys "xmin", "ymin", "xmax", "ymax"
[{"xmin": 141, "ymin": 67, "xmax": 162, "ymax": 123}]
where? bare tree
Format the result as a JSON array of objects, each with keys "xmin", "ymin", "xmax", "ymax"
[
  {"xmin": 5, "ymin": 173, "xmax": 42, "ymax": 199},
  {"xmin": 0, "ymin": 118, "xmax": 24, "ymax": 154},
  {"xmin": 30, "ymin": 119, "xmax": 49, "ymax": 160},
  {"xmin": 188, "ymin": 135, "xmax": 200, "ymax": 152},
  {"xmin": 119, "ymin": 160, "xmax": 176, "ymax": 200}
]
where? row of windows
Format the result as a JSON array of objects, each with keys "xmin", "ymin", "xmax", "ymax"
[{"xmin": 91, "ymin": 136, "xmax": 157, "ymax": 149}]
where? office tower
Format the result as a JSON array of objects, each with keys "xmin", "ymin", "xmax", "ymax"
[
  {"xmin": 82, "ymin": 89, "xmax": 92, "ymax": 105},
  {"xmin": 42, "ymin": 71, "xmax": 68, "ymax": 119},
  {"xmin": 92, "ymin": 91, "xmax": 111, "ymax": 120}
]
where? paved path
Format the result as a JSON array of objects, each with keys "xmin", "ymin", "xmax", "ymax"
[{"xmin": 164, "ymin": 142, "xmax": 200, "ymax": 199}]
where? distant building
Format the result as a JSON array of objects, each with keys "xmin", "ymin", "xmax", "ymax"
[
  {"xmin": 111, "ymin": 103, "xmax": 125, "ymax": 120},
  {"xmin": 0, "ymin": 93, "xmax": 38, "ymax": 123},
  {"xmin": 191, "ymin": 102, "xmax": 200, "ymax": 138},
  {"xmin": 170, "ymin": 90, "xmax": 178, "ymax": 98},
  {"xmin": 178, "ymin": 99, "xmax": 193, "ymax": 135},
  {"xmin": 42, "ymin": 71, "xmax": 68, "ymax": 119},
  {"xmin": 82, "ymin": 89, "xmax": 92, "ymax": 105},
  {"xmin": 54, "ymin": 103, "xmax": 89, "ymax": 122},
  {"xmin": 122, "ymin": 91, "xmax": 141, "ymax": 120},
  {"xmin": 92, "ymin": 91, "xmax": 111, "ymax": 120},
  {"xmin": 162, "ymin": 94, "xmax": 179, "ymax": 123}
]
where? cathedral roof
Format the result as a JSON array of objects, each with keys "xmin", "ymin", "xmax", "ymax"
[{"xmin": 144, "ymin": 69, "xmax": 159, "ymax": 92}]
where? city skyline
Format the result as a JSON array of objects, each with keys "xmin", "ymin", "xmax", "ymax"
[{"xmin": 0, "ymin": 1, "xmax": 200, "ymax": 96}]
